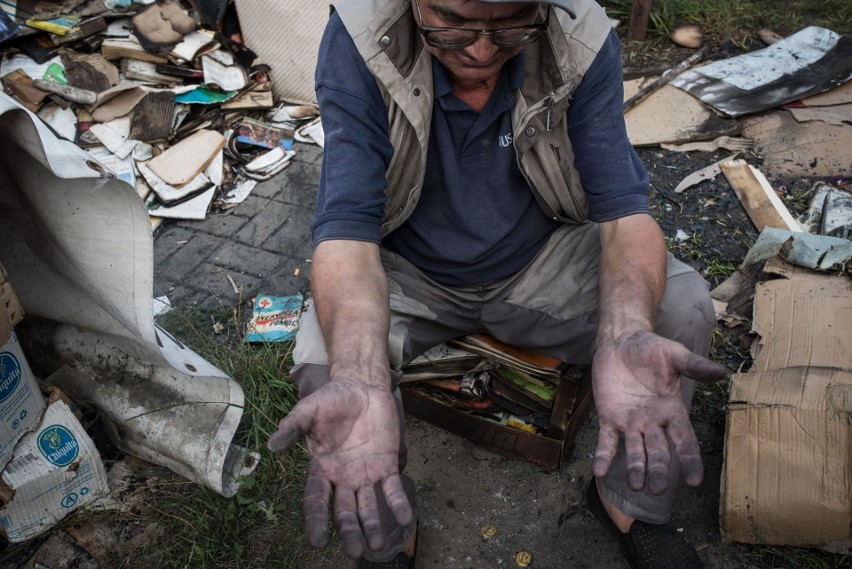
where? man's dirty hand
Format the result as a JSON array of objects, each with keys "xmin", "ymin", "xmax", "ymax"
[
  {"xmin": 267, "ymin": 380, "xmax": 413, "ymax": 559},
  {"xmin": 591, "ymin": 330, "xmax": 728, "ymax": 494}
]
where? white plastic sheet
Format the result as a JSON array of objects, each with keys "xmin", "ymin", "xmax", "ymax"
[{"xmin": 0, "ymin": 92, "xmax": 255, "ymax": 497}]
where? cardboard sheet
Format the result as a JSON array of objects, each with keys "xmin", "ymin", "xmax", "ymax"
[
  {"xmin": 623, "ymin": 79, "xmax": 738, "ymax": 146},
  {"xmin": 148, "ymin": 128, "xmax": 224, "ymax": 186},
  {"xmin": 721, "ymin": 269, "xmax": 852, "ymax": 552},
  {"xmin": 797, "ymin": 78, "xmax": 852, "ymax": 107},
  {"xmin": 786, "ymin": 103, "xmax": 852, "ymax": 126},
  {"xmin": 741, "ymin": 110, "xmax": 852, "ymax": 178}
]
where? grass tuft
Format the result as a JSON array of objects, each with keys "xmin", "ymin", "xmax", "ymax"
[
  {"xmin": 92, "ymin": 304, "xmax": 344, "ymax": 569},
  {"xmin": 602, "ymin": 0, "xmax": 851, "ymax": 42}
]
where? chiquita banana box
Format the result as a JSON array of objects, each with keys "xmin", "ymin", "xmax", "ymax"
[
  {"xmin": 0, "ymin": 331, "xmax": 45, "ymax": 472},
  {"xmin": 0, "ymin": 399, "xmax": 108, "ymax": 542}
]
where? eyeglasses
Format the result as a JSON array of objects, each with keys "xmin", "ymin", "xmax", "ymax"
[{"xmin": 413, "ymin": 0, "xmax": 550, "ymax": 49}]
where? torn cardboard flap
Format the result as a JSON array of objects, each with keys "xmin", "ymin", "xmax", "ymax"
[
  {"xmin": 722, "ymin": 265, "xmax": 852, "ymax": 552},
  {"xmin": 147, "ymin": 128, "xmax": 224, "ymax": 186},
  {"xmin": 0, "ymin": 263, "xmax": 23, "ymax": 347},
  {"xmin": 623, "ymin": 78, "xmax": 738, "ymax": 146},
  {"xmin": 0, "ymin": 399, "xmax": 109, "ymax": 543},
  {"xmin": 750, "ymin": 275, "xmax": 852, "ymax": 371}
]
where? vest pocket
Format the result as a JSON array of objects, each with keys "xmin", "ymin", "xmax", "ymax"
[{"xmin": 547, "ymin": 142, "xmax": 587, "ymax": 222}]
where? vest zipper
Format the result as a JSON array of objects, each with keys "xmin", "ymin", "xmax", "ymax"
[
  {"xmin": 517, "ymin": 93, "xmax": 555, "ymax": 133},
  {"xmin": 514, "ymin": 92, "xmax": 560, "ymax": 220}
]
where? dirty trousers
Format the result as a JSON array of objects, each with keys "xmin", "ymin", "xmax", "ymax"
[{"xmin": 290, "ymin": 222, "xmax": 716, "ymax": 562}]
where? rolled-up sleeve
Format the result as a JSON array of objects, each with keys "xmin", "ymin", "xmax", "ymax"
[
  {"xmin": 567, "ymin": 30, "xmax": 650, "ymax": 223},
  {"xmin": 311, "ymin": 12, "xmax": 395, "ymax": 247}
]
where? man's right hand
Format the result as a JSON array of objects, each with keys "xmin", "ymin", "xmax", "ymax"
[{"xmin": 267, "ymin": 380, "xmax": 414, "ymax": 559}]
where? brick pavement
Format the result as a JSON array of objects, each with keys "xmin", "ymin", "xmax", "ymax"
[{"xmin": 152, "ymin": 142, "xmax": 322, "ymax": 310}]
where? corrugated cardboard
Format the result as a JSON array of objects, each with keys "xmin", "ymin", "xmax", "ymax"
[
  {"xmin": 233, "ymin": 0, "xmax": 328, "ymax": 105},
  {"xmin": 721, "ymin": 269, "xmax": 852, "ymax": 552},
  {"xmin": 0, "ymin": 331, "xmax": 45, "ymax": 472},
  {"xmin": 0, "ymin": 262, "xmax": 23, "ymax": 347},
  {"xmin": 0, "ymin": 399, "xmax": 109, "ymax": 543}
]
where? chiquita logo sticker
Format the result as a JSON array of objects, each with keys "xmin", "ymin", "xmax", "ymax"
[
  {"xmin": 0, "ymin": 353, "xmax": 22, "ymax": 403},
  {"xmin": 37, "ymin": 425, "xmax": 80, "ymax": 467}
]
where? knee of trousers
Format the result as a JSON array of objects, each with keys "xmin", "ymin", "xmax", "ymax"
[{"xmin": 657, "ymin": 270, "xmax": 716, "ymax": 357}]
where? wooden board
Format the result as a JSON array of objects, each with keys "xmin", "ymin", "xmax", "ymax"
[{"xmin": 719, "ymin": 159, "xmax": 800, "ymax": 232}]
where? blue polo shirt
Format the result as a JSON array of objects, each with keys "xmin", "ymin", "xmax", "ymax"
[{"xmin": 312, "ymin": 12, "xmax": 649, "ymax": 286}]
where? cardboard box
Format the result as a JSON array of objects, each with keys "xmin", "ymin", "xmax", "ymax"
[
  {"xmin": 0, "ymin": 262, "xmax": 24, "ymax": 347},
  {"xmin": 402, "ymin": 371, "xmax": 593, "ymax": 470},
  {"xmin": 0, "ymin": 330, "xmax": 46, "ymax": 472},
  {"xmin": 0, "ymin": 399, "xmax": 109, "ymax": 543},
  {"xmin": 721, "ymin": 270, "xmax": 852, "ymax": 552}
]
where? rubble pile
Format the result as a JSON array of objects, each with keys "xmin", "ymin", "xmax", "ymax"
[{"xmin": 0, "ymin": 0, "xmax": 323, "ymax": 228}]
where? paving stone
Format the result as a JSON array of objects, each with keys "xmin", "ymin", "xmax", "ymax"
[
  {"xmin": 262, "ymin": 207, "xmax": 314, "ymax": 261},
  {"xmin": 153, "ymin": 278, "xmax": 175, "ymax": 298},
  {"xmin": 234, "ymin": 200, "xmax": 301, "ymax": 247},
  {"xmin": 292, "ymin": 142, "xmax": 323, "ymax": 164},
  {"xmin": 270, "ymin": 162, "xmax": 320, "ymax": 207},
  {"xmin": 266, "ymin": 256, "xmax": 312, "ymax": 296},
  {"xmin": 211, "ymin": 241, "xmax": 284, "ymax": 277},
  {"xmin": 153, "ymin": 225, "xmax": 195, "ymax": 266},
  {"xmin": 177, "ymin": 213, "xmax": 248, "ymax": 238},
  {"xmin": 157, "ymin": 233, "xmax": 224, "ymax": 281},
  {"xmin": 229, "ymin": 195, "xmax": 270, "ymax": 218},
  {"xmin": 184, "ymin": 263, "xmax": 263, "ymax": 306}
]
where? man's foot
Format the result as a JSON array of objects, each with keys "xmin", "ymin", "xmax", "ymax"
[
  {"xmin": 586, "ymin": 480, "xmax": 702, "ymax": 569},
  {"xmin": 357, "ymin": 526, "xmax": 417, "ymax": 569}
]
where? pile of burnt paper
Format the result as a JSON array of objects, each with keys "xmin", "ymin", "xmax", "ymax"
[
  {"xmin": 0, "ymin": 0, "xmax": 323, "ymax": 227},
  {"xmin": 401, "ymin": 334, "xmax": 586, "ymax": 435}
]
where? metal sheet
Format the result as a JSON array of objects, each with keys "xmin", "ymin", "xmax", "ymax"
[{"xmin": 672, "ymin": 27, "xmax": 852, "ymax": 117}]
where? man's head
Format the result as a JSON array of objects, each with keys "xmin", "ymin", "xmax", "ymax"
[
  {"xmin": 413, "ymin": 0, "xmax": 558, "ymax": 87},
  {"xmin": 479, "ymin": 0, "xmax": 576, "ymax": 19}
]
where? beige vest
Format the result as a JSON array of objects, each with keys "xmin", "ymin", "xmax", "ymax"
[{"xmin": 334, "ymin": 0, "xmax": 612, "ymax": 236}]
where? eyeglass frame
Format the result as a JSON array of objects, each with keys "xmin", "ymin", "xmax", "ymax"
[{"xmin": 412, "ymin": 0, "xmax": 551, "ymax": 49}]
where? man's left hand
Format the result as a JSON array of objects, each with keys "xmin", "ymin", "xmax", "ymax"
[{"xmin": 591, "ymin": 330, "xmax": 728, "ymax": 495}]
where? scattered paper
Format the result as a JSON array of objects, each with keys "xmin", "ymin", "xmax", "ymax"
[
  {"xmin": 673, "ymin": 154, "xmax": 737, "ymax": 193},
  {"xmin": 153, "ymin": 295, "xmax": 172, "ymax": 316},
  {"xmin": 147, "ymin": 186, "xmax": 216, "ymax": 220},
  {"xmin": 222, "ymin": 179, "xmax": 258, "ymax": 204},
  {"xmin": 85, "ymin": 145, "xmax": 135, "ymax": 186}
]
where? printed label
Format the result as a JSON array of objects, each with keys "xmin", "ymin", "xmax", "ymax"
[
  {"xmin": 37, "ymin": 425, "xmax": 80, "ymax": 467},
  {"xmin": 0, "ymin": 353, "xmax": 22, "ymax": 403}
]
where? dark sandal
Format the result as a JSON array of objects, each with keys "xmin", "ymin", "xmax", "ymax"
[
  {"xmin": 586, "ymin": 480, "xmax": 702, "ymax": 569},
  {"xmin": 357, "ymin": 524, "xmax": 418, "ymax": 569}
]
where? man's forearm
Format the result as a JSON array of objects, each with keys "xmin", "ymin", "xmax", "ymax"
[
  {"xmin": 311, "ymin": 240, "xmax": 391, "ymax": 389},
  {"xmin": 596, "ymin": 214, "xmax": 667, "ymax": 347}
]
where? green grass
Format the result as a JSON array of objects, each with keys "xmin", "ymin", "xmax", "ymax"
[
  {"xmin": 755, "ymin": 545, "xmax": 852, "ymax": 569},
  {"xmin": 87, "ymin": 305, "xmax": 343, "ymax": 569},
  {"xmin": 602, "ymin": 0, "xmax": 852, "ymax": 42}
]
